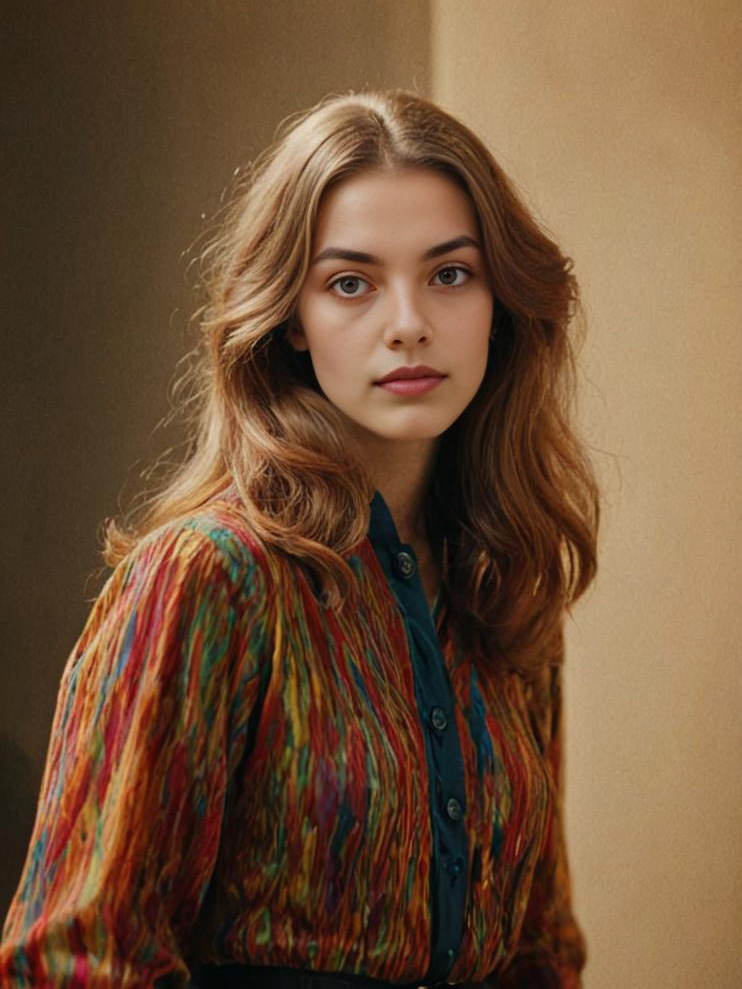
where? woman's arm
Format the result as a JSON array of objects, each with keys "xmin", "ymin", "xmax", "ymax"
[
  {"xmin": 0, "ymin": 521, "xmax": 266, "ymax": 988},
  {"xmin": 494, "ymin": 653, "xmax": 588, "ymax": 988}
]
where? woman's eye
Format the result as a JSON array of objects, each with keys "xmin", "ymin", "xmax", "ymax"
[
  {"xmin": 329, "ymin": 275, "xmax": 371, "ymax": 298},
  {"xmin": 433, "ymin": 265, "xmax": 471, "ymax": 288}
]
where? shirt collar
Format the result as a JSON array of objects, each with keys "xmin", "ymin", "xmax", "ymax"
[{"xmin": 368, "ymin": 489, "xmax": 403, "ymax": 555}]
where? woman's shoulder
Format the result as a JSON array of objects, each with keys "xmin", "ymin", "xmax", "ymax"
[{"xmin": 113, "ymin": 484, "xmax": 272, "ymax": 603}]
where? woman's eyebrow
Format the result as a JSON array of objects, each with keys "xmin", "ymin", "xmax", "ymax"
[{"xmin": 311, "ymin": 235, "xmax": 481, "ymax": 267}]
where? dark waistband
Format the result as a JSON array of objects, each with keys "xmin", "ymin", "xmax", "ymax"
[{"xmin": 187, "ymin": 962, "xmax": 479, "ymax": 988}]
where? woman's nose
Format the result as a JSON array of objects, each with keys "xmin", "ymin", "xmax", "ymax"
[{"xmin": 383, "ymin": 285, "xmax": 431, "ymax": 345}]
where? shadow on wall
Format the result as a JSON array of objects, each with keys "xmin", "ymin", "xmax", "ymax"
[
  {"xmin": 0, "ymin": 733, "xmax": 39, "ymax": 921},
  {"xmin": 2, "ymin": 0, "xmax": 431, "ymax": 924}
]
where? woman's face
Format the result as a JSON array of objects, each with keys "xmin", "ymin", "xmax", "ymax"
[{"xmin": 292, "ymin": 167, "xmax": 494, "ymax": 455}]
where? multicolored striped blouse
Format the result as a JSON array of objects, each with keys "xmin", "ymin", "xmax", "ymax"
[{"xmin": 0, "ymin": 485, "xmax": 587, "ymax": 988}]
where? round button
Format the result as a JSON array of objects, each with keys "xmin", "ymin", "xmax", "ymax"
[
  {"xmin": 447, "ymin": 948, "xmax": 455, "ymax": 960},
  {"xmin": 446, "ymin": 797, "xmax": 463, "ymax": 822},
  {"xmin": 395, "ymin": 550, "xmax": 416, "ymax": 579},
  {"xmin": 429, "ymin": 706, "xmax": 448, "ymax": 731}
]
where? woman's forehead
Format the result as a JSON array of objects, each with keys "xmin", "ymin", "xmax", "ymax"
[{"xmin": 312, "ymin": 168, "xmax": 480, "ymax": 251}]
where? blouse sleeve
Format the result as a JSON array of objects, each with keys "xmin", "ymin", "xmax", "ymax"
[
  {"xmin": 494, "ymin": 653, "xmax": 588, "ymax": 988},
  {"xmin": 0, "ymin": 521, "xmax": 267, "ymax": 988}
]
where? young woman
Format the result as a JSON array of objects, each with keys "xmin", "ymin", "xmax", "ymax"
[{"xmin": 0, "ymin": 89, "xmax": 599, "ymax": 988}]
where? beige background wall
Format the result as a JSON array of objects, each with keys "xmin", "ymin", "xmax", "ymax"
[
  {"xmin": 3, "ymin": 2, "xmax": 740, "ymax": 986},
  {"xmin": 431, "ymin": 1, "xmax": 742, "ymax": 986}
]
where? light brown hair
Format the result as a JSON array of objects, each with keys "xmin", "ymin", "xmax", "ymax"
[{"xmin": 104, "ymin": 88, "xmax": 600, "ymax": 678}]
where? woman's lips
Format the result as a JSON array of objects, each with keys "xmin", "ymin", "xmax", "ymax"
[{"xmin": 375, "ymin": 376, "xmax": 446, "ymax": 395}]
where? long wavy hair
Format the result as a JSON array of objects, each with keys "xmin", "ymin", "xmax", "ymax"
[{"xmin": 103, "ymin": 88, "xmax": 600, "ymax": 678}]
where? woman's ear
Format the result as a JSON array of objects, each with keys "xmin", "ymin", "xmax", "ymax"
[{"xmin": 285, "ymin": 316, "xmax": 310, "ymax": 352}]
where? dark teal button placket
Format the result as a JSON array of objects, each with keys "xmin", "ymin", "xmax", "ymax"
[{"xmin": 367, "ymin": 490, "xmax": 468, "ymax": 985}]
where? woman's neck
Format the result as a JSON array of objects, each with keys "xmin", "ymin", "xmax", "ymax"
[{"xmin": 363, "ymin": 443, "xmax": 440, "ymax": 546}]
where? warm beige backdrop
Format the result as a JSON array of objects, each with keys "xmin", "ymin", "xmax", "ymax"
[
  {"xmin": 3, "ymin": 2, "xmax": 740, "ymax": 986},
  {"xmin": 431, "ymin": 1, "xmax": 742, "ymax": 986}
]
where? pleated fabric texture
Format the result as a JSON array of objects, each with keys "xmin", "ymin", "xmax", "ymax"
[{"xmin": 0, "ymin": 486, "xmax": 586, "ymax": 988}]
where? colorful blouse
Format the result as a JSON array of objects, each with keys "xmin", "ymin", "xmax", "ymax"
[{"xmin": 0, "ymin": 486, "xmax": 587, "ymax": 988}]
